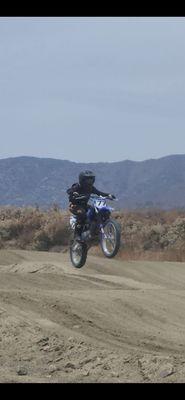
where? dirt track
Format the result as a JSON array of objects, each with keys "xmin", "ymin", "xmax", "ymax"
[{"xmin": 1, "ymin": 249, "xmax": 185, "ymax": 383}]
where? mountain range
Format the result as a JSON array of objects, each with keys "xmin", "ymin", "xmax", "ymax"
[{"xmin": 0, "ymin": 154, "xmax": 185, "ymax": 209}]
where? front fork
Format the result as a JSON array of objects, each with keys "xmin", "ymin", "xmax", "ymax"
[{"xmin": 99, "ymin": 224, "xmax": 109, "ymax": 240}]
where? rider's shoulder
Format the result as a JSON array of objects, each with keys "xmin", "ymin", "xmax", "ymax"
[
  {"xmin": 71, "ymin": 183, "xmax": 80, "ymax": 191},
  {"xmin": 67, "ymin": 182, "xmax": 79, "ymax": 194}
]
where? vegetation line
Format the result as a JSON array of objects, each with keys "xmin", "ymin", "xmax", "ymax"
[{"xmin": 0, "ymin": 205, "xmax": 185, "ymax": 262}]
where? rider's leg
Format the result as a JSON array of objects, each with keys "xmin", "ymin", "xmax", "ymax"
[{"xmin": 70, "ymin": 206, "xmax": 87, "ymax": 241}]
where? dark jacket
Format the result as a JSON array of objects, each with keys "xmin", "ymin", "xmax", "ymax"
[{"xmin": 67, "ymin": 183, "xmax": 109, "ymax": 206}]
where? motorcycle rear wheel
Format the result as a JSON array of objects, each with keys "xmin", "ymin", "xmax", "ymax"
[{"xmin": 69, "ymin": 239, "xmax": 88, "ymax": 268}]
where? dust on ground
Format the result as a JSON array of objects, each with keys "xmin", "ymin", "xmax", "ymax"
[{"xmin": 1, "ymin": 249, "xmax": 185, "ymax": 383}]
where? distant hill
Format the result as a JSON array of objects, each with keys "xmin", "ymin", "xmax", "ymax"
[{"xmin": 1, "ymin": 155, "xmax": 185, "ymax": 209}]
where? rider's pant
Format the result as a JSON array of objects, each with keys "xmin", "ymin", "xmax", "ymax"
[{"xmin": 69, "ymin": 204, "xmax": 87, "ymax": 235}]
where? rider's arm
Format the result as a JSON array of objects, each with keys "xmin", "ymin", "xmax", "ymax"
[{"xmin": 92, "ymin": 186, "xmax": 110, "ymax": 197}]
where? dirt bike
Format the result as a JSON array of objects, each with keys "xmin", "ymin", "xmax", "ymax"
[{"xmin": 69, "ymin": 194, "xmax": 121, "ymax": 268}]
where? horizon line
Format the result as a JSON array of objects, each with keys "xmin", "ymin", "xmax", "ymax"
[{"xmin": 0, "ymin": 153, "xmax": 185, "ymax": 164}]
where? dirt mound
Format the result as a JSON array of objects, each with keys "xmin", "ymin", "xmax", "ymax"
[{"xmin": 1, "ymin": 249, "xmax": 185, "ymax": 382}]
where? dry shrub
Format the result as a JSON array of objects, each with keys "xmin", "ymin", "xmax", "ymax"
[
  {"xmin": 1, "ymin": 206, "xmax": 185, "ymax": 261},
  {"xmin": 112, "ymin": 209, "xmax": 185, "ymax": 262},
  {"xmin": 0, "ymin": 206, "xmax": 70, "ymax": 250},
  {"xmin": 33, "ymin": 212, "xmax": 69, "ymax": 250}
]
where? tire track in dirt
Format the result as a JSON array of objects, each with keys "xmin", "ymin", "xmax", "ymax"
[{"xmin": 1, "ymin": 249, "xmax": 185, "ymax": 382}]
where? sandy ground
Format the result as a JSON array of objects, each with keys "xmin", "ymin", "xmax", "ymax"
[{"xmin": 1, "ymin": 249, "xmax": 185, "ymax": 383}]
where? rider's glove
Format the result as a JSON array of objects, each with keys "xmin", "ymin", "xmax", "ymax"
[
  {"xmin": 108, "ymin": 194, "xmax": 116, "ymax": 200},
  {"xmin": 72, "ymin": 192, "xmax": 80, "ymax": 199}
]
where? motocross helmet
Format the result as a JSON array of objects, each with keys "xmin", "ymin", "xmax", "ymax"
[{"xmin": 79, "ymin": 170, "xmax": 95, "ymax": 186}]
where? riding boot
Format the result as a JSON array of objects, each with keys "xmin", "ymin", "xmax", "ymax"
[{"xmin": 74, "ymin": 223, "xmax": 84, "ymax": 242}]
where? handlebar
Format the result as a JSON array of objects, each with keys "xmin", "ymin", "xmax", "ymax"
[
  {"xmin": 73, "ymin": 194, "xmax": 118, "ymax": 202},
  {"xmin": 90, "ymin": 195, "xmax": 118, "ymax": 201}
]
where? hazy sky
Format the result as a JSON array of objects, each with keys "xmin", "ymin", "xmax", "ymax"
[{"xmin": 1, "ymin": 17, "xmax": 185, "ymax": 163}]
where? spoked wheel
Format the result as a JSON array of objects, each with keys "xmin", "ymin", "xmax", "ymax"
[
  {"xmin": 100, "ymin": 219, "xmax": 121, "ymax": 258},
  {"xmin": 69, "ymin": 240, "xmax": 88, "ymax": 268}
]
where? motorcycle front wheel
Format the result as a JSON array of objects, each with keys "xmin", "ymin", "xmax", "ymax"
[
  {"xmin": 100, "ymin": 219, "xmax": 121, "ymax": 258},
  {"xmin": 69, "ymin": 239, "xmax": 88, "ymax": 268}
]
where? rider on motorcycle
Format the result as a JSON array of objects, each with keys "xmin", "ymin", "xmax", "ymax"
[{"xmin": 66, "ymin": 170, "xmax": 115, "ymax": 241}]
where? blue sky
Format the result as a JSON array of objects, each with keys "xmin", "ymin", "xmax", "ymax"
[{"xmin": 1, "ymin": 17, "xmax": 185, "ymax": 163}]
